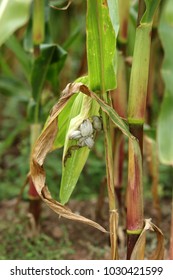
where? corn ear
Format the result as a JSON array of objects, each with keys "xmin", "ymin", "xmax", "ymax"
[
  {"xmin": 60, "ymin": 94, "xmax": 100, "ymax": 204},
  {"xmin": 53, "ymin": 93, "xmax": 83, "ymax": 149},
  {"xmin": 52, "ymin": 76, "xmax": 88, "ymax": 150}
]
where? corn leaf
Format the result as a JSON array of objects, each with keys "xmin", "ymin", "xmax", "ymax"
[
  {"xmin": 87, "ymin": 0, "xmax": 117, "ymax": 91},
  {"xmin": 107, "ymin": 0, "xmax": 119, "ymax": 35},
  {"xmin": 31, "ymin": 44, "xmax": 67, "ymax": 101},
  {"xmin": 0, "ymin": 75, "xmax": 29, "ymax": 97},
  {"xmin": 141, "ymin": 0, "xmax": 161, "ymax": 24},
  {"xmin": 130, "ymin": 219, "xmax": 164, "ymax": 260},
  {"xmin": 0, "ymin": 0, "xmax": 32, "ymax": 46},
  {"xmin": 158, "ymin": 0, "xmax": 173, "ymax": 165},
  {"xmin": 5, "ymin": 35, "xmax": 31, "ymax": 80},
  {"xmin": 52, "ymin": 94, "xmax": 77, "ymax": 149}
]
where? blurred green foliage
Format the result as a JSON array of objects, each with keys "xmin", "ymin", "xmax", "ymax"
[{"xmin": 0, "ymin": 0, "xmax": 172, "ymax": 206}]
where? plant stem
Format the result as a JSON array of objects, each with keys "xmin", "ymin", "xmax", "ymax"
[
  {"xmin": 126, "ymin": 9, "xmax": 152, "ymax": 260},
  {"xmin": 126, "ymin": 0, "xmax": 161, "ymax": 257},
  {"xmin": 86, "ymin": 0, "xmax": 118, "ymax": 259},
  {"xmin": 126, "ymin": 138, "xmax": 143, "ymax": 259},
  {"xmin": 129, "ymin": 124, "xmax": 143, "ymax": 154},
  {"xmin": 95, "ymin": 2, "xmax": 117, "ymax": 257},
  {"xmin": 101, "ymin": 92, "xmax": 118, "ymax": 259},
  {"xmin": 32, "ymin": 0, "xmax": 45, "ymax": 45},
  {"xmin": 29, "ymin": 0, "xmax": 45, "ymax": 224},
  {"xmin": 117, "ymin": 0, "xmax": 130, "ymax": 55},
  {"xmin": 111, "ymin": 52, "xmax": 127, "ymax": 212},
  {"xmin": 28, "ymin": 123, "xmax": 41, "ymax": 228},
  {"xmin": 128, "ymin": 25, "xmax": 152, "ymax": 124}
]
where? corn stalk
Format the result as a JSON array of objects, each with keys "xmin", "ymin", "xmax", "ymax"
[
  {"xmin": 28, "ymin": 0, "xmax": 45, "ymax": 228},
  {"xmin": 87, "ymin": 0, "xmax": 119, "ymax": 259},
  {"xmin": 126, "ymin": 0, "xmax": 161, "ymax": 259}
]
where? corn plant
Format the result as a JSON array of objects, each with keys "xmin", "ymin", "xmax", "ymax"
[
  {"xmin": 29, "ymin": 0, "xmax": 166, "ymax": 260},
  {"xmin": 1, "ymin": 0, "xmax": 68, "ymax": 228},
  {"xmin": 1, "ymin": 0, "xmax": 173, "ymax": 260}
]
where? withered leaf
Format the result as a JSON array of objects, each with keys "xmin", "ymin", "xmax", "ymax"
[
  {"xmin": 130, "ymin": 219, "xmax": 164, "ymax": 260},
  {"xmin": 110, "ymin": 210, "xmax": 119, "ymax": 260}
]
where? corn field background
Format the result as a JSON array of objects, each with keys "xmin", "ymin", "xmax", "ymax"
[{"xmin": 0, "ymin": 0, "xmax": 173, "ymax": 260}]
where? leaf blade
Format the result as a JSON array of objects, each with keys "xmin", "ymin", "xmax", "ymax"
[
  {"xmin": 31, "ymin": 44, "xmax": 67, "ymax": 101},
  {"xmin": 0, "ymin": 0, "xmax": 32, "ymax": 46},
  {"xmin": 87, "ymin": 0, "xmax": 117, "ymax": 91}
]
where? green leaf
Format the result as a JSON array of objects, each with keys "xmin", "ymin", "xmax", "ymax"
[
  {"xmin": 31, "ymin": 44, "xmax": 67, "ymax": 101},
  {"xmin": 0, "ymin": 0, "xmax": 32, "ymax": 46},
  {"xmin": 0, "ymin": 122, "xmax": 27, "ymax": 156},
  {"xmin": 0, "ymin": 52, "xmax": 13, "ymax": 76},
  {"xmin": 158, "ymin": 0, "xmax": 173, "ymax": 165},
  {"xmin": 60, "ymin": 147, "xmax": 90, "ymax": 204},
  {"xmin": 141, "ymin": 0, "xmax": 161, "ymax": 24},
  {"xmin": 0, "ymin": 75, "xmax": 29, "ymax": 97},
  {"xmin": 5, "ymin": 35, "xmax": 31, "ymax": 80},
  {"xmin": 23, "ymin": 17, "xmax": 33, "ymax": 53},
  {"xmin": 62, "ymin": 27, "xmax": 81, "ymax": 50},
  {"xmin": 107, "ymin": 0, "xmax": 119, "ymax": 35},
  {"xmin": 87, "ymin": 0, "xmax": 117, "ymax": 92}
]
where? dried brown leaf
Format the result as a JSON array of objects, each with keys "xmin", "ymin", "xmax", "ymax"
[
  {"xmin": 130, "ymin": 219, "xmax": 164, "ymax": 260},
  {"xmin": 109, "ymin": 210, "xmax": 119, "ymax": 260}
]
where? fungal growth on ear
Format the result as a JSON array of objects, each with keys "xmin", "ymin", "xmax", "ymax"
[{"xmin": 68, "ymin": 116, "xmax": 102, "ymax": 149}]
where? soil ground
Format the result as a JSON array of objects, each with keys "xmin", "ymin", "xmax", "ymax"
[{"xmin": 0, "ymin": 197, "xmax": 171, "ymax": 260}]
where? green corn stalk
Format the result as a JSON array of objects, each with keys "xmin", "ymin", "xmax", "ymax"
[
  {"xmin": 32, "ymin": 0, "xmax": 45, "ymax": 45},
  {"xmin": 126, "ymin": 0, "xmax": 161, "ymax": 259},
  {"xmin": 117, "ymin": 0, "xmax": 130, "ymax": 54},
  {"xmin": 28, "ymin": 123, "xmax": 41, "ymax": 225},
  {"xmin": 111, "ymin": 52, "xmax": 127, "ymax": 212},
  {"xmin": 111, "ymin": 0, "xmax": 129, "ymax": 213},
  {"xmin": 146, "ymin": 11, "xmax": 160, "ymax": 124},
  {"xmin": 28, "ymin": 0, "xmax": 46, "ymax": 226}
]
